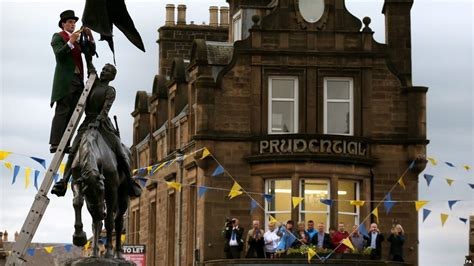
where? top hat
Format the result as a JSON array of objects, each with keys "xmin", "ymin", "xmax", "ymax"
[{"xmin": 58, "ymin": 10, "xmax": 79, "ymax": 28}]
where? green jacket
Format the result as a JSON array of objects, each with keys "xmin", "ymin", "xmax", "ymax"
[{"xmin": 50, "ymin": 32, "xmax": 78, "ymax": 106}]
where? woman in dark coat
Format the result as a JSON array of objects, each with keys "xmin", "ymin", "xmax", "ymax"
[{"xmin": 387, "ymin": 224, "xmax": 405, "ymax": 262}]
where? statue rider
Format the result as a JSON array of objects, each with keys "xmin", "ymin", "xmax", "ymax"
[{"xmin": 52, "ymin": 64, "xmax": 142, "ymax": 198}]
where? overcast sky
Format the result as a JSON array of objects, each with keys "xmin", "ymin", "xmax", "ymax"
[{"xmin": 0, "ymin": 1, "xmax": 472, "ymax": 265}]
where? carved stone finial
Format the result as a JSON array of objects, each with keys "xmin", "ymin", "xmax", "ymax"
[
  {"xmin": 252, "ymin": 15, "xmax": 261, "ymax": 26},
  {"xmin": 362, "ymin": 16, "xmax": 372, "ymax": 32}
]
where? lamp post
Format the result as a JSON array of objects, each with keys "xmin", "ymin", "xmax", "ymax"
[{"xmin": 176, "ymin": 151, "xmax": 184, "ymax": 266}]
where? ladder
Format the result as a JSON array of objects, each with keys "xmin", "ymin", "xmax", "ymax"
[{"xmin": 6, "ymin": 73, "xmax": 97, "ymax": 265}]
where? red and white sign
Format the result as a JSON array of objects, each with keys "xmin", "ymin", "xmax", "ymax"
[{"xmin": 123, "ymin": 245, "xmax": 146, "ymax": 266}]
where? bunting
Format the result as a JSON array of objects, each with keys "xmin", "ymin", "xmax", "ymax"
[
  {"xmin": 27, "ymin": 248, "xmax": 35, "ymax": 256},
  {"xmin": 358, "ymin": 224, "xmax": 369, "ymax": 238},
  {"xmin": 4, "ymin": 162, "xmax": 13, "ymax": 172},
  {"xmin": 427, "ymin": 157, "xmax": 437, "ymax": 166},
  {"xmin": 198, "ymin": 186, "xmax": 208, "ymax": 198},
  {"xmin": 211, "ymin": 165, "xmax": 224, "ymax": 177},
  {"xmin": 0, "ymin": 150, "xmax": 11, "ymax": 160},
  {"xmin": 25, "ymin": 167, "xmax": 31, "ymax": 189},
  {"xmin": 44, "ymin": 246, "xmax": 54, "ymax": 254},
  {"xmin": 228, "ymin": 190, "xmax": 243, "ymax": 199},
  {"xmin": 64, "ymin": 244, "xmax": 72, "ymax": 252},
  {"xmin": 415, "ymin": 201, "xmax": 428, "ymax": 211},
  {"xmin": 423, "ymin": 174, "xmax": 434, "ymax": 187},
  {"xmin": 384, "ymin": 193, "xmax": 395, "ymax": 214},
  {"xmin": 250, "ymin": 199, "xmax": 257, "ymax": 214},
  {"xmin": 341, "ymin": 238, "xmax": 355, "ymax": 251},
  {"xmin": 154, "ymin": 162, "xmax": 167, "ymax": 174},
  {"xmin": 350, "ymin": 200, "xmax": 365, "ymax": 207},
  {"xmin": 166, "ymin": 182, "xmax": 182, "ymax": 192},
  {"xmin": 201, "ymin": 148, "xmax": 211, "ymax": 159},
  {"xmin": 307, "ymin": 248, "xmax": 317, "ymax": 263},
  {"xmin": 469, "ymin": 184, "xmax": 474, "ymax": 189},
  {"xmin": 447, "ymin": 200, "xmax": 459, "ymax": 210},
  {"xmin": 269, "ymin": 215, "xmax": 278, "ymax": 224},
  {"xmin": 408, "ymin": 160, "xmax": 415, "ymax": 170},
  {"xmin": 444, "ymin": 162, "xmax": 455, "ymax": 168},
  {"xmin": 398, "ymin": 177, "xmax": 406, "ymax": 190},
  {"xmin": 121, "ymin": 234, "xmax": 126, "ymax": 243},
  {"xmin": 320, "ymin": 199, "xmax": 333, "ymax": 206},
  {"xmin": 463, "ymin": 165, "xmax": 471, "ymax": 171},
  {"xmin": 263, "ymin": 194, "xmax": 273, "ymax": 202},
  {"xmin": 136, "ymin": 177, "xmax": 147, "ymax": 188},
  {"xmin": 292, "ymin": 197, "xmax": 304, "ymax": 208},
  {"xmin": 59, "ymin": 163, "xmax": 66, "ymax": 175},
  {"xmin": 30, "ymin": 157, "xmax": 46, "ymax": 169},
  {"xmin": 440, "ymin": 213, "xmax": 449, "ymax": 226},
  {"xmin": 422, "ymin": 209, "xmax": 431, "ymax": 222},
  {"xmin": 371, "ymin": 208, "xmax": 379, "ymax": 224},
  {"xmin": 84, "ymin": 241, "xmax": 91, "ymax": 250},
  {"xmin": 445, "ymin": 178, "xmax": 454, "ymax": 186},
  {"xmin": 34, "ymin": 170, "xmax": 40, "ymax": 190},
  {"xmin": 12, "ymin": 165, "xmax": 20, "ymax": 184},
  {"xmin": 459, "ymin": 218, "xmax": 468, "ymax": 224}
]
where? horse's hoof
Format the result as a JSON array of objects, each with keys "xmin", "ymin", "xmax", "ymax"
[{"xmin": 73, "ymin": 231, "xmax": 87, "ymax": 247}]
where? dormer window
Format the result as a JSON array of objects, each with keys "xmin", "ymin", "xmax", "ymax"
[{"xmin": 232, "ymin": 10, "xmax": 242, "ymax": 42}]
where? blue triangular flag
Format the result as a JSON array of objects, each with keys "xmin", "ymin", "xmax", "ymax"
[
  {"xmin": 469, "ymin": 183, "xmax": 474, "ymax": 189},
  {"xmin": 136, "ymin": 177, "xmax": 147, "ymax": 188},
  {"xmin": 459, "ymin": 218, "xmax": 468, "ymax": 224},
  {"xmin": 53, "ymin": 173, "xmax": 59, "ymax": 183},
  {"xmin": 408, "ymin": 160, "xmax": 415, "ymax": 170},
  {"xmin": 320, "ymin": 199, "xmax": 333, "ymax": 206},
  {"xmin": 27, "ymin": 248, "xmax": 35, "ymax": 256},
  {"xmin": 423, "ymin": 174, "xmax": 434, "ymax": 186},
  {"xmin": 358, "ymin": 224, "xmax": 369, "ymax": 238},
  {"xmin": 150, "ymin": 165, "xmax": 158, "ymax": 176},
  {"xmin": 198, "ymin": 186, "xmax": 208, "ymax": 198},
  {"xmin": 263, "ymin": 194, "xmax": 273, "ymax": 202},
  {"xmin": 445, "ymin": 162, "xmax": 455, "ymax": 168},
  {"xmin": 34, "ymin": 170, "xmax": 40, "ymax": 190},
  {"xmin": 250, "ymin": 199, "xmax": 257, "ymax": 214},
  {"xmin": 12, "ymin": 165, "xmax": 20, "ymax": 184},
  {"xmin": 30, "ymin": 157, "xmax": 46, "ymax": 169},
  {"xmin": 384, "ymin": 193, "xmax": 395, "ymax": 214},
  {"xmin": 164, "ymin": 160, "xmax": 174, "ymax": 168},
  {"xmin": 211, "ymin": 165, "xmax": 224, "ymax": 177},
  {"xmin": 448, "ymin": 200, "xmax": 459, "ymax": 210},
  {"xmin": 422, "ymin": 209, "xmax": 431, "ymax": 222},
  {"xmin": 64, "ymin": 244, "xmax": 72, "ymax": 252},
  {"xmin": 138, "ymin": 168, "xmax": 147, "ymax": 175}
]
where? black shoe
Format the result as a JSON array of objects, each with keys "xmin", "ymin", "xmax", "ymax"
[{"xmin": 50, "ymin": 145, "xmax": 58, "ymax": 153}]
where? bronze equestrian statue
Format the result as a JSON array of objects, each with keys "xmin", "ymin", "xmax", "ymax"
[{"xmin": 52, "ymin": 64, "xmax": 141, "ymax": 258}]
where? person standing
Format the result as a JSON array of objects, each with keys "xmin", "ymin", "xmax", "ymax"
[
  {"xmin": 276, "ymin": 220, "xmax": 296, "ymax": 251},
  {"xmin": 49, "ymin": 10, "xmax": 95, "ymax": 153},
  {"xmin": 350, "ymin": 225, "xmax": 366, "ymax": 253},
  {"xmin": 263, "ymin": 222, "xmax": 280, "ymax": 258},
  {"xmin": 332, "ymin": 223, "xmax": 350, "ymax": 253},
  {"xmin": 306, "ymin": 220, "xmax": 317, "ymax": 242},
  {"xmin": 245, "ymin": 220, "xmax": 265, "ymax": 258},
  {"xmin": 292, "ymin": 221, "xmax": 310, "ymax": 248},
  {"xmin": 387, "ymin": 224, "xmax": 405, "ymax": 262},
  {"xmin": 311, "ymin": 222, "xmax": 333, "ymax": 250},
  {"xmin": 223, "ymin": 218, "xmax": 244, "ymax": 259},
  {"xmin": 364, "ymin": 223, "xmax": 385, "ymax": 260}
]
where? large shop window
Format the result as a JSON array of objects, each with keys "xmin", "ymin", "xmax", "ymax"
[
  {"xmin": 268, "ymin": 77, "xmax": 299, "ymax": 134},
  {"xmin": 324, "ymin": 78, "xmax": 353, "ymax": 135},
  {"xmin": 299, "ymin": 179, "xmax": 330, "ymax": 226},
  {"xmin": 337, "ymin": 180, "xmax": 360, "ymax": 227},
  {"xmin": 265, "ymin": 179, "xmax": 292, "ymax": 224}
]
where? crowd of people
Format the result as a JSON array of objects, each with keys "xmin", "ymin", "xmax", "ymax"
[{"xmin": 222, "ymin": 218, "xmax": 406, "ymax": 262}]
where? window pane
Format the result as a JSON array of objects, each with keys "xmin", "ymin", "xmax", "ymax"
[
  {"xmin": 272, "ymin": 79, "xmax": 295, "ymax": 98},
  {"xmin": 267, "ymin": 180, "xmax": 292, "ymax": 212},
  {"xmin": 327, "ymin": 102, "xmax": 350, "ymax": 134},
  {"xmin": 338, "ymin": 214, "xmax": 357, "ymax": 229},
  {"xmin": 338, "ymin": 180, "xmax": 358, "ymax": 213},
  {"xmin": 272, "ymin": 101, "xmax": 294, "ymax": 133},
  {"xmin": 300, "ymin": 213, "xmax": 328, "ymax": 227},
  {"xmin": 301, "ymin": 180, "xmax": 329, "ymax": 212},
  {"xmin": 327, "ymin": 80, "xmax": 350, "ymax": 99}
]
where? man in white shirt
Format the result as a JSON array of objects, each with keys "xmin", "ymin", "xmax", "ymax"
[{"xmin": 223, "ymin": 218, "xmax": 244, "ymax": 259}]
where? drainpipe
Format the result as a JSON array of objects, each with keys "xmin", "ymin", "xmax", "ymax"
[{"xmin": 176, "ymin": 151, "xmax": 184, "ymax": 266}]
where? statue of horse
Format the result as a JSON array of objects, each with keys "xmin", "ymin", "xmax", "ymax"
[{"xmin": 71, "ymin": 127, "xmax": 130, "ymax": 258}]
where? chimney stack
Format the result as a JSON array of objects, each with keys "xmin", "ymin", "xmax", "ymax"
[
  {"xmin": 209, "ymin": 6, "xmax": 218, "ymax": 27},
  {"xmin": 219, "ymin": 7, "xmax": 229, "ymax": 27},
  {"xmin": 177, "ymin": 4, "xmax": 187, "ymax": 25},
  {"xmin": 165, "ymin": 4, "xmax": 175, "ymax": 26},
  {"xmin": 3, "ymin": 231, "xmax": 7, "ymax": 242},
  {"xmin": 14, "ymin": 232, "xmax": 19, "ymax": 242}
]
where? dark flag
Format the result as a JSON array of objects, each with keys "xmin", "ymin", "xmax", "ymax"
[{"xmin": 82, "ymin": 0, "xmax": 145, "ymax": 60}]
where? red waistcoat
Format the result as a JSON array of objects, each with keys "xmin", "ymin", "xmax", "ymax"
[{"xmin": 58, "ymin": 31, "xmax": 84, "ymax": 79}]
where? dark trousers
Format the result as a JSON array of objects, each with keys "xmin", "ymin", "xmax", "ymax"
[
  {"xmin": 392, "ymin": 255, "xmax": 404, "ymax": 262},
  {"xmin": 225, "ymin": 246, "xmax": 241, "ymax": 259},
  {"xmin": 246, "ymin": 245, "xmax": 264, "ymax": 258},
  {"xmin": 49, "ymin": 74, "xmax": 84, "ymax": 145},
  {"xmin": 370, "ymin": 249, "xmax": 382, "ymax": 260}
]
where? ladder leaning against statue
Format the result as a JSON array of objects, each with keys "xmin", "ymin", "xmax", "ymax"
[{"xmin": 6, "ymin": 73, "xmax": 97, "ymax": 266}]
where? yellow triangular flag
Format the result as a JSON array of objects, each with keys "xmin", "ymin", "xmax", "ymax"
[
  {"xmin": 200, "ymin": 148, "xmax": 211, "ymax": 159},
  {"xmin": 350, "ymin": 200, "xmax": 365, "ymax": 207},
  {"xmin": 463, "ymin": 165, "xmax": 471, "ymax": 171},
  {"xmin": 44, "ymin": 246, "xmax": 54, "ymax": 254},
  {"xmin": 229, "ymin": 190, "xmax": 243, "ymax": 199},
  {"xmin": 307, "ymin": 248, "xmax": 317, "ymax": 263},
  {"xmin": 292, "ymin": 197, "xmax": 304, "ymax": 208},
  {"xmin": 427, "ymin": 157, "xmax": 437, "ymax": 166},
  {"xmin": 25, "ymin": 167, "xmax": 31, "ymax": 189},
  {"xmin": 446, "ymin": 178, "xmax": 454, "ymax": 186},
  {"xmin": 146, "ymin": 166, "xmax": 153, "ymax": 174},
  {"xmin": 166, "ymin": 182, "xmax": 182, "ymax": 192},
  {"xmin": 84, "ymin": 241, "xmax": 90, "ymax": 250},
  {"xmin": 132, "ymin": 169, "xmax": 138, "ymax": 175},
  {"xmin": 440, "ymin": 213, "xmax": 449, "ymax": 226},
  {"xmin": 121, "ymin": 234, "xmax": 126, "ymax": 243},
  {"xmin": 59, "ymin": 163, "xmax": 66, "ymax": 175},
  {"xmin": 67, "ymin": 183, "xmax": 71, "ymax": 190},
  {"xmin": 155, "ymin": 162, "xmax": 167, "ymax": 173},
  {"xmin": 269, "ymin": 215, "xmax": 278, "ymax": 224},
  {"xmin": 415, "ymin": 201, "xmax": 428, "ymax": 211},
  {"xmin": 0, "ymin": 151, "xmax": 12, "ymax": 161},
  {"xmin": 371, "ymin": 208, "xmax": 379, "ymax": 224},
  {"xmin": 4, "ymin": 162, "xmax": 13, "ymax": 172},
  {"xmin": 341, "ymin": 238, "xmax": 355, "ymax": 251},
  {"xmin": 398, "ymin": 177, "xmax": 406, "ymax": 190},
  {"xmin": 230, "ymin": 182, "xmax": 242, "ymax": 192}
]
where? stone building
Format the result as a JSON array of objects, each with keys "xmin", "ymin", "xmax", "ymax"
[{"xmin": 129, "ymin": 0, "xmax": 428, "ymax": 265}]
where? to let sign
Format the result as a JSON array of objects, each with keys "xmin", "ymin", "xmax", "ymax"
[{"xmin": 123, "ymin": 245, "xmax": 146, "ymax": 266}]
